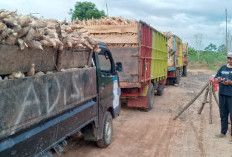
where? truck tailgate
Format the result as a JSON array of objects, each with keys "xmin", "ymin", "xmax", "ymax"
[
  {"xmin": 109, "ymin": 47, "xmax": 140, "ymax": 88},
  {"xmin": 0, "ymin": 67, "xmax": 97, "ymax": 139}
]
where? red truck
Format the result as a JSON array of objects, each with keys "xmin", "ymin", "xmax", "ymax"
[{"xmin": 82, "ymin": 20, "xmax": 168, "ymax": 110}]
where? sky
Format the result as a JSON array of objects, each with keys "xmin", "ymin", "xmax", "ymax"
[{"xmin": 1, "ymin": 0, "xmax": 232, "ymax": 50}]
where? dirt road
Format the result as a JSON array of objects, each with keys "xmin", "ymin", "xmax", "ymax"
[{"xmin": 58, "ymin": 69, "xmax": 232, "ymax": 157}]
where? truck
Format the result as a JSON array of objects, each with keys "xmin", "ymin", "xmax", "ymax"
[
  {"xmin": 182, "ymin": 43, "xmax": 188, "ymax": 77},
  {"xmin": 0, "ymin": 42, "xmax": 122, "ymax": 157},
  {"xmin": 162, "ymin": 32, "xmax": 183, "ymax": 85},
  {"xmin": 81, "ymin": 20, "xmax": 168, "ymax": 110}
]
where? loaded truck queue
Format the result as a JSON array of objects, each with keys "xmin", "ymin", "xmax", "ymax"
[{"xmin": 0, "ymin": 10, "xmax": 188, "ymax": 157}]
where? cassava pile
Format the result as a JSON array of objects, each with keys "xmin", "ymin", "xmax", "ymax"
[
  {"xmin": 0, "ymin": 9, "xmax": 100, "ymax": 52},
  {"xmin": 74, "ymin": 17, "xmax": 137, "ymax": 26},
  {"xmin": 78, "ymin": 17, "xmax": 139, "ymax": 47}
]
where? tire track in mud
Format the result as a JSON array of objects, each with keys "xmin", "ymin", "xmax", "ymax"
[
  {"xmin": 152, "ymin": 115, "xmax": 178, "ymax": 157},
  {"xmin": 189, "ymin": 116, "xmax": 206, "ymax": 157}
]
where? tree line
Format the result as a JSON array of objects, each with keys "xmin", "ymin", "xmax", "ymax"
[
  {"xmin": 203, "ymin": 43, "xmax": 227, "ymax": 52},
  {"xmin": 189, "ymin": 44, "xmax": 227, "ymax": 55}
]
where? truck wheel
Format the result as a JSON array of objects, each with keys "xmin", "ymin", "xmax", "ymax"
[
  {"xmin": 166, "ymin": 79, "xmax": 174, "ymax": 85},
  {"xmin": 182, "ymin": 66, "xmax": 187, "ymax": 77},
  {"xmin": 148, "ymin": 83, "xmax": 155, "ymax": 110},
  {"xmin": 156, "ymin": 83, "xmax": 164, "ymax": 96},
  {"xmin": 179, "ymin": 68, "xmax": 183, "ymax": 77},
  {"xmin": 96, "ymin": 111, "xmax": 113, "ymax": 148},
  {"xmin": 175, "ymin": 70, "xmax": 180, "ymax": 84}
]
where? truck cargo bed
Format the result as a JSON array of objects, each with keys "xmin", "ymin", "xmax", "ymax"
[
  {"xmin": 0, "ymin": 45, "xmax": 92, "ymax": 75},
  {"xmin": 109, "ymin": 21, "xmax": 168, "ymax": 88},
  {"xmin": 0, "ymin": 67, "xmax": 97, "ymax": 139}
]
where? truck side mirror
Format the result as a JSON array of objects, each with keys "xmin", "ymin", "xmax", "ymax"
[{"xmin": 115, "ymin": 62, "xmax": 123, "ymax": 72}]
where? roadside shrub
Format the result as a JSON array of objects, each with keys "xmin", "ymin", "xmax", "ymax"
[{"xmin": 188, "ymin": 51, "xmax": 226, "ymax": 71}]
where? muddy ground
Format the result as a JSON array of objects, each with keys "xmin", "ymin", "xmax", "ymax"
[{"xmin": 58, "ymin": 69, "xmax": 232, "ymax": 157}]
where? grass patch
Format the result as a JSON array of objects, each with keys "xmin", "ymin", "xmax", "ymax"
[
  {"xmin": 208, "ymin": 65, "xmax": 222, "ymax": 71},
  {"xmin": 188, "ymin": 51, "xmax": 226, "ymax": 71}
]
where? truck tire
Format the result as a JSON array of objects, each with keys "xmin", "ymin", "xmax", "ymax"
[
  {"xmin": 182, "ymin": 66, "xmax": 187, "ymax": 77},
  {"xmin": 179, "ymin": 68, "xmax": 183, "ymax": 77},
  {"xmin": 147, "ymin": 83, "xmax": 155, "ymax": 110},
  {"xmin": 166, "ymin": 78, "xmax": 174, "ymax": 85},
  {"xmin": 175, "ymin": 69, "xmax": 180, "ymax": 84},
  {"xmin": 96, "ymin": 111, "xmax": 113, "ymax": 148},
  {"xmin": 156, "ymin": 83, "xmax": 164, "ymax": 96}
]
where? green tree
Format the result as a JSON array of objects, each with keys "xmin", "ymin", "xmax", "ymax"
[
  {"xmin": 218, "ymin": 44, "xmax": 226, "ymax": 52},
  {"xmin": 204, "ymin": 43, "xmax": 217, "ymax": 51},
  {"xmin": 188, "ymin": 47, "xmax": 196, "ymax": 55},
  {"xmin": 70, "ymin": 1, "xmax": 106, "ymax": 21}
]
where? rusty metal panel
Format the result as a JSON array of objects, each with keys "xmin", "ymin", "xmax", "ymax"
[
  {"xmin": 0, "ymin": 67, "xmax": 97, "ymax": 139},
  {"xmin": 127, "ymin": 96, "xmax": 148, "ymax": 108},
  {"xmin": 109, "ymin": 47, "xmax": 140, "ymax": 86},
  {"xmin": 123, "ymin": 83, "xmax": 150, "ymax": 108},
  {"xmin": 0, "ymin": 45, "xmax": 57, "ymax": 75}
]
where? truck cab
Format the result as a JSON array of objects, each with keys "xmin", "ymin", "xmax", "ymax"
[
  {"xmin": 0, "ymin": 42, "xmax": 122, "ymax": 156},
  {"xmin": 94, "ymin": 42, "xmax": 121, "ymax": 118}
]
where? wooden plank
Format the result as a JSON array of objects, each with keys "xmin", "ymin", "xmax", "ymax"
[
  {"xmin": 198, "ymin": 86, "xmax": 209, "ymax": 114},
  {"xmin": 209, "ymin": 82, "xmax": 213, "ymax": 124},
  {"xmin": 173, "ymin": 82, "xmax": 209, "ymax": 120},
  {"xmin": 91, "ymin": 35, "xmax": 139, "ymax": 44},
  {"xmin": 212, "ymin": 86, "xmax": 219, "ymax": 107},
  {"xmin": 82, "ymin": 25, "xmax": 138, "ymax": 34}
]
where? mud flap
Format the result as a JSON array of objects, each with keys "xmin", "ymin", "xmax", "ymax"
[
  {"xmin": 127, "ymin": 83, "xmax": 154, "ymax": 110},
  {"xmin": 127, "ymin": 96, "xmax": 149, "ymax": 108}
]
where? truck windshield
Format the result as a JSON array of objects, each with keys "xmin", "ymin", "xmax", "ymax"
[{"xmin": 98, "ymin": 51, "xmax": 112, "ymax": 72}]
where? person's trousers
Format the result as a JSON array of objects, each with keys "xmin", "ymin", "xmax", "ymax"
[{"xmin": 219, "ymin": 94, "xmax": 232, "ymax": 136}]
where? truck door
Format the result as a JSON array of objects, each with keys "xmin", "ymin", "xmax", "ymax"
[{"xmin": 94, "ymin": 49, "xmax": 120, "ymax": 116}]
